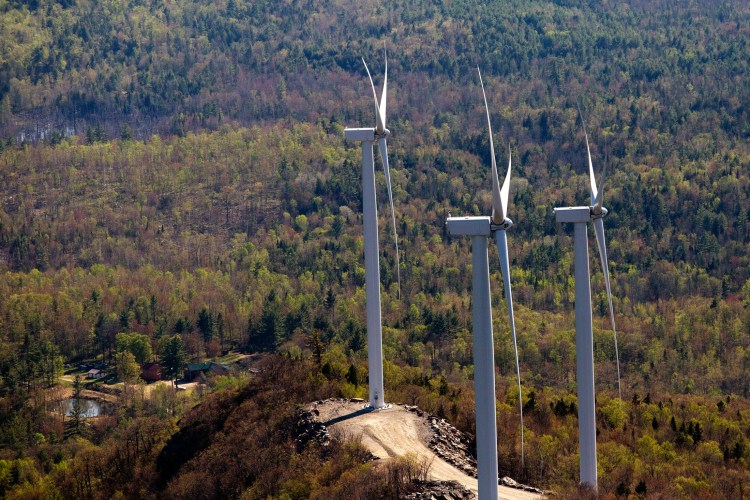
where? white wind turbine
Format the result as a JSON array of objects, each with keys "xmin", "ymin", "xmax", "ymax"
[
  {"xmin": 445, "ymin": 68, "xmax": 524, "ymax": 499},
  {"xmin": 344, "ymin": 52, "xmax": 400, "ymax": 409},
  {"xmin": 553, "ymin": 107, "xmax": 620, "ymax": 491}
]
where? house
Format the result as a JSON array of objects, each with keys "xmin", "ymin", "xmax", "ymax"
[
  {"xmin": 141, "ymin": 363, "xmax": 163, "ymax": 383},
  {"xmin": 184, "ymin": 362, "xmax": 231, "ymax": 381},
  {"xmin": 87, "ymin": 369, "xmax": 105, "ymax": 379}
]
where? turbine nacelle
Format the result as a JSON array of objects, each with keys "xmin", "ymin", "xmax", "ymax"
[
  {"xmin": 344, "ymin": 128, "xmax": 376, "ymax": 142},
  {"xmin": 446, "ymin": 216, "xmax": 513, "ymax": 236},
  {"xmin": 343, "ymin": 127, "xmax": 389, "ymax": 142},
  {"xmin": 446, "ymin": 216, "xmax": 492, "ymax": 237},
  {"xmin": 554, "ymin": 206, "xmax": 607, "ymax": 222}
]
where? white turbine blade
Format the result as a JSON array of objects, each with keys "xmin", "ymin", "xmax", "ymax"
[
  {"xmin": 584, "ymin": 124, "xmax": 598, "ymax": 206},
  {"xmin": 594, "ymin": 159, "xmax": 607, "ymax": 210},
  {"xmin": 379, "ymin": 137, "xmax": 401, "ymax": 299},
  {"xmin": 495, "ymin": 229, "xmax": 524, "ymax": 470},
  {"xmin": 500, "ymin": 147, "xmax": 512, "ymax": 219},
  {"xmin": 478, "ymin": 67, "xmax": 504, "ymax": 223},
  {"xmin": 363, "ymin": 58, "xmax": 384, "ymax": 134},
  {"xmin": 380, "ymin": 52, "xmax": 387, "ymax": 129},
  {"xmin": 577, "ymin": 102, "xmax": 598, "ymax": 205},
  {"xmin": 593, "ymin": 217, "xmax": 621, "ymax": 400}
]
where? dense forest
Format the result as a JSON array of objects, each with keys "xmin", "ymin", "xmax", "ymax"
[{"xmin": 1, "ymin": 0, "xmax": 750, "ymax": 497}]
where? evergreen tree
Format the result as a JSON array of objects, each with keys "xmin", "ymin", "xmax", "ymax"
[
  {"xmin": 70, "ymin": 374, "xmax": 84, "ymax": 437},
  {"xmin": 248, "ymin": 293, "xmax": 283, "ymax": 352},
  {"xmin": 346, "ymin": 363, "xmax": 358, "ymax": 387},
  {"xmin": 305, "ymin": 329, "xmax": 325, "ymax": 367},
  {"xmin": 197, "ymin": 307, "xmax": 214, "ymax": 342},
  {"xmin": 160, "ymin": 335, "xmax": 186, "ymax": 387}
]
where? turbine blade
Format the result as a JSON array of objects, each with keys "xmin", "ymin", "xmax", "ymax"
[
  {"xmin": 380, "ymin": 52, "xmax": 387, "ymax": 130},
  {"xmin": 478, "ymin": 67, "xmax": 504, "ymax": 223},
  {"xmin": 501, "ymin": 146, "xmax": 512, "ymax": 219},
  {"xmin": 577, "ymin": 102, "xmax": 598, "ymax": 206},
  {"xmin": 495, "ymin": 229, "xmax": 524, "ymax": 470},
  {"xmin": 593, "ymin": 217, "xmax": 621, "ymax": 400},
  {"xmin": 363, "ymin": 58, "xmax": 384, "ymax": 134},
  {"xmin": 379, "ymin": 137, "xmax": 401, "ymax": 299},
  {"xmin": 594, "ymin": 159, "xmax": 607, "ymax": 209}
]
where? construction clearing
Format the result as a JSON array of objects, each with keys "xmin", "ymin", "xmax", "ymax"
[{"xmin": 304, "ymin": 399, "xmax": 543, "ymax": 499}]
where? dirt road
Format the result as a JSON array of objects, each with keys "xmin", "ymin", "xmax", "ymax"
[{"xmin": 312, "ymin": 400, "xmax": 541, "ymax": 499}]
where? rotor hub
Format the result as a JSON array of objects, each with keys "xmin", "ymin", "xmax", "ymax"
[
  {"xmin": 375, "ymin": 128, "xmax": 390, "ymax": 138},
  {"xmin": 492, "ymin": 217, "xmax": 513, "ymax": 231},
  {"xmin": 590, "ymin": 206, "xmax": 608, "ymax": 219}
]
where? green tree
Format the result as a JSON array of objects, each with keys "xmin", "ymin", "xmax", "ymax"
[
  {"xmin": 347, "ymin": 363, "xmax": 358, "ymax": 387},
  {"xmin": 70, "ymin": 374, "xmax": 85, "ymax": 437},
  {"xmin": 197, "ymin": 307, "xmax": 214, "ymax": 342},
  {"xmin": 120, "ymin": 124, "xmax": 134, "ymax": 141},
  {"xmin": 742, "ymin": 278, "xmax": 750, "ymax": 308},
  {"xmin": 305, "ymin": 329, "xmax": 325, "ymax": 367},
  {"xmin": 7, "ymin": 337, "xmax": 63, "ymax": 393},
  {"xmin": 160, "ymin": 335, "xmax": 186, "ymax": 387},
  {"xmin": 248, "ymin": 293, "xmax": 283, "ymax": 352},
  {"xmin": 115, "ymin": 332, "xmax": 153, "ymax": 364},
  {"xmin": 115, "ymin": 351, "xmax": 141, "ymax": 384},
  {"xmin": 38, "ymin": 340, "xmax": 63, "ymax": 388}
]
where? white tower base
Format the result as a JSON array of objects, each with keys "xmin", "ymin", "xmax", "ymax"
[
  {"xmin": 447, "ymin": 216, "xmax": 499, "ymax": 500},
  {"xmin": 345, "ymin": 127, "xmax": 385, "ymax": 409},
  {"xmin": 555, "ymin": 206, "xmax": 598, "ymax": 491}
]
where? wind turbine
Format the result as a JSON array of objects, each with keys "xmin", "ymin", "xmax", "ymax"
[
  {"xmin": 445, "ymin": 68, "xmax": 524, "ymax": 499},
  {"xmin": 343, "ymin": 52, "xmax": 400, "ymax": 409},
  {"xmin": 553, "ymin": 107, "xmax": 619, "ymax": 491},
  {"xmin": 581, "ymin": 106, "xmax": 621, "ymax": 402}
]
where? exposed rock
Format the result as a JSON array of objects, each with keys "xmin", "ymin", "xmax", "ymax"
[
  {"xmin": 500, "ymin": 476, "xmax": 547, "ymax": 495},
  {"xmin": 416, "ymin": 409, "xmax": 477, "ymax": 476},
  {"xmin": 293, "ymin": 402, "xmax": 378, "ymax": 461},
  {"xmin": 409, "ymin": 406, "xmax": 546, "ymax": 495},
  {"xmin": 293, "ymin": 406, "xmax": 331, "ymax": 450},
  {"xmin": 301, "ymin": 399, "xmax": 545, "ymax": 497},
  {"xmin": 402, "ymin": 480, "xmax": 474, "ymax": 499}
]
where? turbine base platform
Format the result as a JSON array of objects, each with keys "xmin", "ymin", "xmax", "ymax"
[{"xmin": 362, "ymin": 403, "xmax": 392, "ymax": 411}]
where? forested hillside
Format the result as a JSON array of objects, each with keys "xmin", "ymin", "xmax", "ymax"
[{"xmin": 1, "ymin": 0, "xmax": 750, "ymax": 497}]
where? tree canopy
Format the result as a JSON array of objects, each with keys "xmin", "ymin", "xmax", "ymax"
[{"xmin": 1, "ymin": 0, "xmax": 750, "ymax": 497}]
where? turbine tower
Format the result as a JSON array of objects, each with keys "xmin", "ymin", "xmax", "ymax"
[
  {"xmin": 553, "ymin": 108, "xmax": 619, "ymax": 491},
  {"xmin": 344, "ymin": 53, "xmax": 400, "ymax": 409},
  {"xmin": 445, "ymin": 68, "xmax": 524, "ymax": 499}
]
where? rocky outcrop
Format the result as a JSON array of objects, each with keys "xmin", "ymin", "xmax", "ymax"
[
  {"xmin": 294, "ymin": 398, "xmax": 377, "ymax": 459},
  {"xmin": 404, "ymin": 406, "xmax": 478, "ymax": 478},
  {"xmin": 402, "ymin": 480, "xmax": 474, "ymax": 499},
  {"xmin": 293, "ymin": 405, "xmax": 331, "ymax": 450},
  {"xmin": 500, "ymin": 476, "xmax": 547, "ymax": 494},
  {"xmin": 298, "ymin": 399, "xmax": 545, "ymax": 498},
  {"xmin": 406, "ymin": 405, "xmax": 546, "ymax": 496}
]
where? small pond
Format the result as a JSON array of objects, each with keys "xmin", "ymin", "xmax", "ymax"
[{"xmin": 62, "ymin": 398, "xmax": 105, "ymax": 418}]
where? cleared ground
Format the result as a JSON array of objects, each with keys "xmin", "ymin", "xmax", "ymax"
[{"xmin": 312, "ymin": 400, "xmax": 541, "ymax": 500}]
